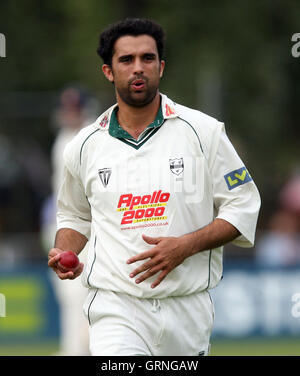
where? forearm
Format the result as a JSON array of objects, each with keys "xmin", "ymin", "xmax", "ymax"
[
  {"xmin": 54, "ymin": 228, "xmax": 88, "ymax": 255},
  {"xmin": 180, "ymin": 218, "xmax": 240, "ymax": 258},
  {"xmin": 127, "ymin": 218, "xmax": 240, "ymax": 288}
]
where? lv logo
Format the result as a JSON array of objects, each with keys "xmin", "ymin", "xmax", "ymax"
[{"xmin": 224, "ymin": 167, "xmax": 252, "ymax": 190}]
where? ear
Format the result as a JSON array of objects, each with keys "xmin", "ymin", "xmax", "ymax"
[
  {"xmin": 159, "ymin": 60, "xmax": 165, "ymax": 78},
  {"xmin": 102, "ymin": 64, "xmax": 114, "ymax": 83}
]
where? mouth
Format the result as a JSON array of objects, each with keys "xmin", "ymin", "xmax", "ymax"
[{"xmin": 131, "ymin": 79, "xmax": 146, "ymax": 91}]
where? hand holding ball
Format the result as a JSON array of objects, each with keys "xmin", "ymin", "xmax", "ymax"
[{"xmin": 58, "ymin": 251, "xmax": 80, "ymax": 272}]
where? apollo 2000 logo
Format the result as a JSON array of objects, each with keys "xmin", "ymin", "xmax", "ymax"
[{"xmin": 117, "ymin": 190, "xmax": 170, "ymax": 225}]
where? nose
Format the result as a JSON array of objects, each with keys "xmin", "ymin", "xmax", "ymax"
[{"xmin": 133, "ymin": 58, "xmax": 144, "ymax": 75}]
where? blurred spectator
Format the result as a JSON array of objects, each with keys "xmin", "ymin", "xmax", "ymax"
[
  {"xmin": 255, "ymin": 209, "xmax": 300, "ymax": 267},
  {"xmin": 279, "ymin": 173, "xmax": 300, "ymax": 230},
  {"xmin": 0, "ymin": 130, "xmax": 53, "ymax": 265},
  {"xmin": 0, "ymin": 135, "xmax": 20, "ymax": 234},
  {"xmin": 17, "ymin": 138, "xmax": 52, "ymax": 232},
  {"xmin": 256, "ymin": 172, "xmax": 300, "ymax": 267},
  {"xmin": 40, "ymin": 85, "xmax": 99, "ymax": 356}
]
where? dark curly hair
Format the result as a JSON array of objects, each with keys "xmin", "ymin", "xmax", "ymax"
[{"xmin": 97, "ymin": 18, "xmax": 165, "ymax": 66}]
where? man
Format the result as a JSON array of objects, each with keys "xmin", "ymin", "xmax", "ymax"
[
  {"xmin": 48, "ymin": 18, "xmax": 261, "ymax": 356},
  {"xmin": 42, "ymin": 86, "xmax": 94, "ymax": 355}
]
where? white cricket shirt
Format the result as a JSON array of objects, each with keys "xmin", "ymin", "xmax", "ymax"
[{"xmin": 57, "ymin": 94, "xmax": 261, "ymax": 298}]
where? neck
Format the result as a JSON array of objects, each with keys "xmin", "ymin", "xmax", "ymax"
[{"xmin": 116, "ymin": 92, "xmax": 161, "ymax": 138}]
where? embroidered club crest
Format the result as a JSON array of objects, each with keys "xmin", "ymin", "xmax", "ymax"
[
  {"xmin": 169, "ymin": 158, "xmax": 184, "ymax": 175},
  {"xmin": 98, "ymin": 168, "xmax": 112, "ymax": 188}
]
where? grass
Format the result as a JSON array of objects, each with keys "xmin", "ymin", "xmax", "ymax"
[
  {"xmin": 210, "ymin": 337, "xmax": 300, "ymax": 356},
  {"xmin": 0, "ymin": 342, "xmax": 59, "ymax": 356}
]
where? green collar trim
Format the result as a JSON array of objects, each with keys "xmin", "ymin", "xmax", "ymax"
[
  {"xmin": 117, "ymin": 126, "xmax": 161, "ymax": 150},
  {"xmin": 108, "ymin": 105, "xmax": 164, "ymax": 143}
]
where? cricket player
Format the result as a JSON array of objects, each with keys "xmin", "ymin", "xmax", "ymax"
[
  {"xmin": 42, "ymin": 86, "xmax": 92, "ymax": 355},
  {"xmin": 48, "ymin": 18, "xmax": 261, "ymax": 356}
]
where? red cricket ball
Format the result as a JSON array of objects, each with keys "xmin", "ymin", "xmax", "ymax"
[{"xmin": 58, "ymin": 251, "xmax": 79, "ymax": 272}]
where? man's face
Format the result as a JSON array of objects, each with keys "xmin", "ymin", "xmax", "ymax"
[{"xmin": 102, "ymin": 35, "xmax": 165, "ymax": 107}]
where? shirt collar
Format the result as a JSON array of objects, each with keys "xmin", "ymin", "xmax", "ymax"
[
  {"xmin": 95, "ymin": 93, "xmax": 178, "ymax": 138},
  {"xmin": 160, "ymin": 93, "xmax": 178, "ymax": 119},
  {"xmin": 108, "ymin": 97, "xmax": 165, "ymax": 140}
]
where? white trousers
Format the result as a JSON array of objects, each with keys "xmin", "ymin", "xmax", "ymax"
[{"xmin": 83, "ymin": 288, "xmax": 214, "ymax": 356}]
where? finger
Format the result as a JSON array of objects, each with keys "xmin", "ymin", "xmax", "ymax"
[
  {"xmin": 135, "ymin": 264, "xmax": 163, "ymax": 284},
  {"xmin": 150, "ymin": 270, "xmax": 169, "ymax": 289},
  {"xmin": 57, "ymin": 262, "xmax": 84, "ymax": 280},
  {"xmin": 48, "ymin": 248, "xmax": 62, "ymax": 259},
  {"xmin": 57, "ymin": 270, "xmax": 74, "ymax": 280},
  {"xmin": 129, "ymin": 259, "xmax": 156, "ymax": 278},
  {"xmin": 73, "ymin": 263, "xmax": 84, "ymax": 278},
  {"xmin": 126, "ymin": 250, "xmax": 154, "ymax": 264},
  {"xmin": 142, "ymin": 234, "xmax": 160, "ymax": 245},
  {"xmin": 48, "ymin": 254, "xmax": 61, "ymax": 268}
]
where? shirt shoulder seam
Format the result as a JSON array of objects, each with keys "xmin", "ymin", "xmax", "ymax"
[{"xmin": 79, "ymin": 128, "xmax": 100, "ymax": 165}]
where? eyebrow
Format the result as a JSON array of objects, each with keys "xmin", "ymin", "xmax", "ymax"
[
  {"xmin": 118, "ymin": 52, "xmax": 157, "ymax": 61},
  {"xmin": 143, "ymin": 53, "xmax": 156, "ymax": 58},
  {"xmin": 118, "ymin": 54, "xmax": 132, "ymax": 61}
]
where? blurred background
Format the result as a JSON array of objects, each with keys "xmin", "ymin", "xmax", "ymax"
[{"xmin": 0, "ymin": 0, "xmax": 300, "ymax": 355}]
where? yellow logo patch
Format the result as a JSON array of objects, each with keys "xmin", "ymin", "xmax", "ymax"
[{"xmin": 224, "ymin": 167, "xmax": 252, "ymax": 190}]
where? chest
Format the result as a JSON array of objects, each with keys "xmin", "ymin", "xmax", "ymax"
[{"xmin": 81, "ymin": 124, "xmax": 209, "ymax": 211}]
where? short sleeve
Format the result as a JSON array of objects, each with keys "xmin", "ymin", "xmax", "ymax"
[
  {"xmin": 56, "ymin": 147, "xmax": 92, "ymax": 239},
  {"xmin": 210, "ymin": 126, "xmax": 261, "ymax": 247}
]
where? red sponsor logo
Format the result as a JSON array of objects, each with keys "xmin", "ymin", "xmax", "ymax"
[
  {"xmin": 117, "ymin": 190, "xmax": 170, "ymax": 225},
  {"xmin": 99, "ymin": 115, "xmax": 108, "ymax": 128},
  {"xmin": 165, "ymin": 104, "xmax": 176, "ymax": 117}
]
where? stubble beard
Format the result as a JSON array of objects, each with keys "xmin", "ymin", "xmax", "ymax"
[{"xmin": 115, "ymin": 78, "xmax": 159, "ymax": 108}]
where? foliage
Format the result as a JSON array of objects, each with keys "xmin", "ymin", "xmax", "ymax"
[{"xmin": 0, "ymin": 0, "xmax": 299, "ymax": 228}]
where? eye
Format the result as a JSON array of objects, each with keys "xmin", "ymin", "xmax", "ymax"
[
  {"xmin": 144, "ymin": 54, "xmax": 156, "ymax": 61},
  {"xmin": 119, "ymin": 55, "xmax": 132, "ymax": 63}
]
